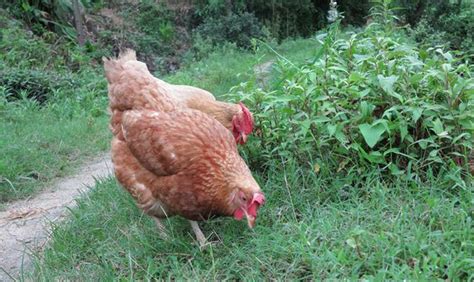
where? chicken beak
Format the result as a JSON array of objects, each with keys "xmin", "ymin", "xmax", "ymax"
[{"xmin": 241, "ymin": 133, "xmax": 248, "ymax": 144}]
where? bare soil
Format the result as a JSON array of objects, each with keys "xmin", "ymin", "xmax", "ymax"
[{"xmin": 0, "ymin": 154, "xmax": 112, "ymax": 281}]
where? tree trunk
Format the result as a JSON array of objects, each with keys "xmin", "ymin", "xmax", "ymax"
[{"xmin": 72, "ymin": 0, "xmax": 85, "ymax": 46}]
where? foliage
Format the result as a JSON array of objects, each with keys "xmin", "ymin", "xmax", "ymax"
[
  {"xmin": 336, "ymin": 0, "xmax": 371, "ymax": 26},
  {"xmin": 412, "ymin": 4, "xmax": 473, "ymax": 57},
  {"xmin": 127, "ymin": 1, "xmax": 178, "ymax": 73},
  {"xmin": 398, "ymin": 0, "xmax": 473, "ymax": 57},
  {"xmin": 194, "ymin": 11, "xmax": 267, "ymax": 49},
  {"xmin": 435, "ymin": 6, "xmax": 473, "ymax": 54},
  {"xmin": 0, "ymin": 68, "xmax": 78, "ymax": 103},
  {"xmin": 230, "ymin": 18, "xmax": 473, "ymax": 180},
  {"xmin": 0, "ymin": 11, "xmax": 104, "ymax": 71},
  {"xmin": 245, "ymin": 0, "xmax": 326, "ymax": 39},
  {"xmin": 193, "ymin": 0, "xmax": 329, "ymax": 40},
  {"xmin": 1, "ymin": 0, "xmax": 78, "ymax": 40},
  {"xmin": 0, "ymin": 10, "xmax": 110, "ymax": 202}
]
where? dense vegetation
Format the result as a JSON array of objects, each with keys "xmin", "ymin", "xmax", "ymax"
[
  {"xmin": 234, "ymin": 17, "xmax": 473, "ymax": 182},
  {"xmin": 0, "ymin": 0, "xmax": 473, "ymax": 280},
  {"xmin": 1, "ymin": 0, "xmax": 472, "ymax": 73}
]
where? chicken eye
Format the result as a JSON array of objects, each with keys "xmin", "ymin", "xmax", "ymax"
[{"xmin": 241, "ymin": 196, "xmax": 247, "ymax": 202}]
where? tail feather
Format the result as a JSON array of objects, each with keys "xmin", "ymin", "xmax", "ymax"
[
  {"xmin": 102, "ymin": 49, "xmax": 137, "ymax": 84},
  {"xmin": 118, "ymin": 48, "xmax": 137, "ymax": 61}
]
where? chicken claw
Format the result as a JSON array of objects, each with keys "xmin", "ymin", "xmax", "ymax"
[{"xmin": 154, "ymin": 218, "xmax": 169, "ymax": 240}]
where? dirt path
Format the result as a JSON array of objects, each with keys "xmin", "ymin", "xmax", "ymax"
[{"xmin": 0, "ymin": 153, "xmax": 112, "ymax": 281}]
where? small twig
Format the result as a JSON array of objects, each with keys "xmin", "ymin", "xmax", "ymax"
[
  {"xmin": 257, "ymin": 40, "xmax": 298, "ymax": 69},
  {"xmin": 282, "ymin": 160, "xmax": 297, "ymax": 221}
]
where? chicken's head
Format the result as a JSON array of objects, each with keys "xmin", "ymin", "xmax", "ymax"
[
  {"xmin": 232, "ymin": 102, "xmax": 254, "ymax": 144},
  {"xmin": 232, "ymin": 190, "xmax": 265, "ymax": 228}
]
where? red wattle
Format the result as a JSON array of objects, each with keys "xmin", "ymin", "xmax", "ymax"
[{"xmin": 233, "ymin": 208, "xmax": 244, "ymax": 220}]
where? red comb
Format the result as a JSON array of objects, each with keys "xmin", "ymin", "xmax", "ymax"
[
  {"xmin": 248, "ymin": 193, "xmax": 265, "ymax": 218},
  {"xmin": 251, "ymin": 193, "xmax": 265, "ymax": 205},
  {"xmin": 238, "ymin": 102, "xmax": 254, "ymax": 134}
]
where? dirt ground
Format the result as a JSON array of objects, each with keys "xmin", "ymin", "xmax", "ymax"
[{"xmin": 0, "ymin": 154, "xmax": 112, "ymax": 281}]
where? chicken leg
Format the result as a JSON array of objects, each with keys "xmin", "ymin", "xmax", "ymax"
[
  {"xmin": 154, "ymin": 217, "xmax": 169, "ymax": 239},
  {"xmin": 189, "ymin": 220, "xmax": 207, "ymax": 247}
]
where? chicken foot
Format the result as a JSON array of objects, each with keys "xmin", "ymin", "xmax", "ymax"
[
  {"xmin": 189, "ymin": 220, "xmax": 207, "ymax": 247},
  {"xmin": 154, "ymin": 218, "xmax": 169, "ymax": 239}
]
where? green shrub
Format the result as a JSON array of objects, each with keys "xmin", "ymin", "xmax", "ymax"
[
  {"xmin": 230, "ymin": 20, "xmax": 473, "ymax": 180},
  {"xmin": 0, "ymin": 68, "xmax": 78, "ymax": 104},
  {"xmin": 194, "ymin": 12, "xmax": 267, "ymax": 49},
  {"xmin": 133, "ymin": 1, "xmax": 176, "ymax": 48},
  {"xmin": 0, "ymin": 12, "xmax": 101, "ymax": 71},
  {"xmin": 338, "ymin": 0, "xmax": 371, "ymax": 26},
  {"xmin": 436, "ymin": 8, "xmax": 473, "ymax": 54},
  {"xmin": 1, "ymin": 0, "xmax": 77, "ymax": 40},
  {"xmin": 246, "ymin": 0, "xmax": 325, "ymax": 39},
  {"xmin": 405, "ymin": 0, "xmax": 473, "ymax": 58}
]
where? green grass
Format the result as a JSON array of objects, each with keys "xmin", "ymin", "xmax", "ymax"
[
  {"xmin": 163, "ymin": 38, "xmax": 319, "ymax": 96},
  {"xmin": 30, "ymin": 168, "xmax": 473, "ymax": 280},
  {"xmin": 0, "ymin": 105, "xmax": 110, "ymax": 203},
  {"xmin": 0, "ymin": 66, "xmax": 111, "ymax": 204}
]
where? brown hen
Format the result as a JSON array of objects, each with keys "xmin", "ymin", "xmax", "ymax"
[{"xmin": 104, "ymin": 51, "xmax": 265, "ymax": 246}]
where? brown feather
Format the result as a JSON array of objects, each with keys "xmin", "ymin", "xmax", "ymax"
[
  {"xmin": 104, "ymin": 51, "xmax": 262, "ymax": 223},
  {"xmin": 114, "ymin": 109, "xmax": 259, "ymax": 220}
]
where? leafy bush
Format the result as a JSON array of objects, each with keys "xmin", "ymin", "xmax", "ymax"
[
  {"xmin": 1, "ymin": 0, "xmax": 77, "ymax": 40},
  {"xmin": 132, "ymin": 1, "xmax": 176, "ymax": 51},
  {"xmin": 194, "ymin": 12, "xmax": 267, "ymax": 49},
  {"xmin": 246, "ymin": 0, "xmax": 325, "ymax": 39},
  {"xmin": 0, "ymin": 11, "xmax": 100, "ymax": 71},
  {"xmin": 0, "ymin": 68, "xmax": 78, "ymax": 104},
  {"xmin": 438, "ymin": 9, "xmax": 473, "ymax": 53},
  {"xmin": 230, "ymin": 20, "xmax": 473, "ymax": 180},
  {"xmin": 405, "ymin": 0, "xmax": 473, "ymax": 58}
]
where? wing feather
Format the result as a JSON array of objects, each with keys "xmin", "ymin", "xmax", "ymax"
[{"xmin": 121, "ymin": 109, "xmax": 236, "ymax": 177}]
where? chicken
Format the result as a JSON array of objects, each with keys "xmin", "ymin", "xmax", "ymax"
[
  {"xmin": 103, "ymin": 51, "xmax": 265, "ymax": 246},
  {"xmin": 155, "ymin": 79, "xmax": 254, "ymax": 144},
  {"xmin": 108, "ymin": 50, "xmax": 254, "ymax": 144}
]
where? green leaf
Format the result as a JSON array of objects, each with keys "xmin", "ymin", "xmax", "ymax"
[
  {"xmin": 410, "ymin": 108, "xmax": 423, "ymax": 122},
  {"xmin": 377, "ymin": 75, "xmax": 403, "ymax": 102},
  {"xmin": 360, "ymin": 101, "xmax": 375, "ymax": 118},
  {"xmin": 389, "ymin": 163, "xmax": 403, "ymax": 175},
  {"xmin": 359, "ymin": 123, "xmax": 386, "ymax": 148},
  {"xmin": 429, "ymin": 150, "xmax": 439, "ymax": 157},
  {"xmin": 432, "ymin": 118, "xmax": 444, "ymax": 135},
  {"xmin": 349, "ymin": 72, "xmax": 365, "ymax": 83},
  {"xmin": 358, "ymin": 89, "xmax": 371, "ymax": 98},
  {"xmin": 399, "ymin": 121, "xmax": 408, "ymax": 142},
  {"xmin": 327, "ymin": 124, "xmax": 337, "ymax": 137}
]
